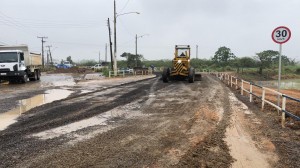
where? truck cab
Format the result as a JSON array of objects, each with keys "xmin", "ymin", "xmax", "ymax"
[
  {"xmin": 0, "ymin": 45, "xmax": 42, "ymax": 83},
  {"xmin": 0, "ymin": 50, "xmax": 27, "ymax": 81}
]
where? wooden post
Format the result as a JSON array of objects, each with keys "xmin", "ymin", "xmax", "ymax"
[
  {"xmin": 231, "ymin": 76, "xmax": 233, "ymax": 87},
  {"xmin": 235, "ymin": 78, "xmax": 238, "ymax": 90},
  {"xmin": 109, "ymin": 71, "xmax": 111, "ymax": 78},
  {"xmin": 250, "ymin": 83, "xmax": 253, "ymax": 102},
  {"xmin": 262, "ymin": 88, "xmax": 265, "ymax": 111},
  {"xmin": 241, "ymin": 80, "xmax": 244, "ymax": 95},
  {"xmin": 281, "ymin": 96, "xmax": 286, "ymax": 128}
]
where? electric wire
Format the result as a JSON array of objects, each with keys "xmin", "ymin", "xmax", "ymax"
[{"xmin": 119, "ymin": 0, "xmax": 131, "ymax": 13}]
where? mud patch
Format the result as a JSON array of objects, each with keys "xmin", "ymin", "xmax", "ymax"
[
  {"xmin": 225, "ymin": 92, "xmax": 278, "ymax": 168},
  {"xmin": 31, "ymin": 101, "xmax": 147, "ymax": 144},
  {"xmin": 175, "ymin": 87, "xmax": 234, "ymax": 168},
  {"xmin": 0, "ymin": 89, "xmax": 73, "ymax": 131}
]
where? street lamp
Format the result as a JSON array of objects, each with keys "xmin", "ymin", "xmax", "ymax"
[
  {"xmin": 113, "ymin": 0, "xmax": 140, "ymax": 76},
  {"xmin": 135, "ymin": 34, "xmax": 149, "ymax": 67}
]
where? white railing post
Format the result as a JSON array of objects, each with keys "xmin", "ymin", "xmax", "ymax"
[
  {"xmin": 241, "ymin": 80, "xmax": 244, "ymax": 95},
  {"xmin": 235, "ymin": 78, "xmax": 238, "ymax": 90},
  {"xmin": 228, "ymin": 75, "xmax": 230, "ymax": 85},
  {"xmin": 281, "ymin": 96, "xmax": 286, "ymax": 128},
  {"xmin": 250, "ymin": 83, "xmax": 253, "ymax": 102},
  {"xmin": 262, "ymin": 88, "xmax": 265, "ymax": 111}
]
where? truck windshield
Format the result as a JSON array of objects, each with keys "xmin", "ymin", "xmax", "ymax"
[{"xmin": 0, "ymin": 52, "xmax": 18, "ymax": 63}]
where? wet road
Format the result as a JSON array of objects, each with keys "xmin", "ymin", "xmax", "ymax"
[{"xmin": 0, "ymin": 73, "xmax": 299, "ymax": 167}]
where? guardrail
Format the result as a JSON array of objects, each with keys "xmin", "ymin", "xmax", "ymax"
[{"xmin": 210, "ymin": 71, "xmax": 300, "ymax": 127}]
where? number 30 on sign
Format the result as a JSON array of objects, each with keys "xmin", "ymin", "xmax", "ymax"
[{"xmin": 272, "ymin": 26, "xmax": 291, "ymax": 44}]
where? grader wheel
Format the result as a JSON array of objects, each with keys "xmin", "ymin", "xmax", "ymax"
[
  {"xmin": 162, "ymin": 68, "xmax": 170, "ymax": 83},
  {"xmin": 188, "ymin": 68, "xmax": 195, "ymax": 83}
]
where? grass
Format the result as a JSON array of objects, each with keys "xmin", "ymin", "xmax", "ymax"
[{"xmin": 235, "ymin": 66, "xmax": 300, "ymax": 82}]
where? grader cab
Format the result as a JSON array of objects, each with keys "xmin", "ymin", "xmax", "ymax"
[{"xmin": 162, "ymin": 45, "xmax": 200, "ymax": 83}]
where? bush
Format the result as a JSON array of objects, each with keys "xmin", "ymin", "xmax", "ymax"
[
  {"xmin": 296, "ymin": 68, "xmax": 300, "ymax": 74},
  {"xmin": 102, "ymin": 68, "xmax": 110, "ymax": 77},
  {"xmin": 284, "ymin": 67, "xmax": 293, "ymax": 74}
]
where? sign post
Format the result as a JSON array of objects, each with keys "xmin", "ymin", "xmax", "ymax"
[{"xmin": 271, "ymin": 26, "xmax": 291, "ymax": 112}]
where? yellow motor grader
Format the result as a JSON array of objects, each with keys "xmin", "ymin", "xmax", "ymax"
[{"xmin": 162, "ymin": 45, "xmax": 201, "ymax": 83}]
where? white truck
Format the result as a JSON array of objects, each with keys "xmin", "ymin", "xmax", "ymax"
[{"xmin": 0, "ymin": 45, "xmax": 42, "ymax": 83}]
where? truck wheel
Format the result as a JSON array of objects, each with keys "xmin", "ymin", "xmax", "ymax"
[
  {"xmin": 36, "ymin": 70, "xmax": 40, "ymax": 80},
  {"xmin": 29, "ymin": 71, "xmax": 37, "ymax": 81},
  {"xmin": 162, "ymin": 68, "xmax": 170, "ymax": 83},
  {"xmin": 21, "ymin": 74, "xmax": 28, "ymax": 83},
  {"xmin": 9, "ymin": 80, "xmax": 16, "ymax": 84},
  {"xmin": 188, "ymin": 68, "xmax": 195, "ymax": 83}
]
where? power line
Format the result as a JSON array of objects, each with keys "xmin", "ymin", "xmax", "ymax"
[
  {"xmin": 119, "ymin": 0, "xmax": 130, "ymax": 13},
  {"xmin": 0, "ymin": 41, "xmax": 8, "ymax": 45},
  {"xmin": 0, "ymin": 11, "xmax": 40, "ymax": 36},
  {"xmin": 0, "ymin": 12, "xmax": 104, "ymax": 29},
  {"xmin": 51, "ymin": 41, "xmax": 102, "ymax": 46},
  {"xmin": 118, "ymin": 18, "xmax": 135, "ymax": 37}
]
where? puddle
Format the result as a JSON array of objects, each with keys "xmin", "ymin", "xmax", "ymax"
[{"xmin": 0, "ymin": 89, "xmax": 73, "ymax": 131}]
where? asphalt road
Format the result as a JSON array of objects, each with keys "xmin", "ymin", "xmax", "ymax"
[{"xmin": 0, "ymin": 74, "xmax": 300, "ymax": 168}]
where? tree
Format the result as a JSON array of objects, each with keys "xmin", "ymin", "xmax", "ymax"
[
  {"xmin": 77, "ymin": 59, "xmax": 98, "ymax": 66},
  {"xmin": 272, "ymin": 55, "xmax": 294, "ymax": 66},
  {"xmin": 212, "ymin": 46, "xmax": 235, "ymax": 66},
  {"xmin": 66, "ymin": 56, "xmax": 73, "ymax": 64},
  {"xmin": 255, "ymin": 50, "xmax": 279, "ymax": 74},
  {"xmin": 120, "ymin": 52, "xmax": 144, "ymax": 68},
  {"xmin": 239, "ymin": 57, "xmax": 257, "ymax": 73}
]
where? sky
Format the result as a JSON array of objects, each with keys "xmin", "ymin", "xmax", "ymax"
[{"xmin": 0, "ymin": 0, "xmax": 299, "ymax": 63}]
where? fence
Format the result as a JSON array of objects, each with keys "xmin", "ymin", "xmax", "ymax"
[
  {"xmin": 210, "ymin": 72, "xmax": 300, "ymax": 127},
  {"xmin": 109, "ymin": 69, "xmax": 153, "ymax": 78}
]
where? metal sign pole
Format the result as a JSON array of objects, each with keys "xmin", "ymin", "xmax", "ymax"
[{"xmin": 277, "ymin": 44, "xmax": 282, "ymax": 110}]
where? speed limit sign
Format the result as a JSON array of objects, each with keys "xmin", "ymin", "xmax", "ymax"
[{"xmin": 272, "ymin": 26, "xmax": 291, "ymax": 44}]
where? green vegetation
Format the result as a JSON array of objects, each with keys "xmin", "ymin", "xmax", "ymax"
[
  {"xmin": 141, "ymin": 46, "xmax": 299, "ymax": 80},
  {"xmin": 76, "ymin": 59, "xmax": 98, "ymax": 66},
  {"xmin": 73, "ymin": 46, "xmax": 299, "ymax": 81}
]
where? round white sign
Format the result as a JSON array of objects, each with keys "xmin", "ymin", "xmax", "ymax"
[{"xmin": 272, "ymin": 26, "xmax": 291, "ymax": 44}]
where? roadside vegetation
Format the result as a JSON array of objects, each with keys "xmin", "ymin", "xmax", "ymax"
[
  {"xmin": 54, "ymin": 47, "xmax": 299, "ymax": 81},
  {"xmin": 143, "ymin": 46, "xmax": 300, "ymax": 81}
]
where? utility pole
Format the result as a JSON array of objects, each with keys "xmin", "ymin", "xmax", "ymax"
[
  {"xmin": 46, "ymin": 45, "xmax": 52, "ymax": 65},
  {"xmin": 107, "ymin": 18, "xmax": 114, "ymax": 70},
  {"xmin": 37, "ymin": 36, "xmax": 48, "ymax": 68},
  {"xmin": 105, "ymin": 43, "xmax": 108, "ymax": 62},
  {"xmin": 135, "ymin": 34, "xmax": 149, "ymax": 67},
  {"xmin": 135, "ymin": 34, "xmax": 138, "ymax": 67},
  {"xmin": 196, "ymin": 45, "xmax": 198, "ymax": 59},
  {"xmin": 113, "ymin": 0, "xmax": 117, "ymax": 76}
]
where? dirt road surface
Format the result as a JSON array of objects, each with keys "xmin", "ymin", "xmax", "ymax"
[{"xmin": 0, "ymin": 73, "xmax": 299, "ymax": 168}]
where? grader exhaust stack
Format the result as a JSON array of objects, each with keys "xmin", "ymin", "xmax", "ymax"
[{"xmin": 162, "ymin": 45, "xmax": 201, "ymax": 83}]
